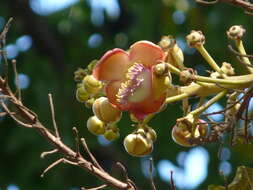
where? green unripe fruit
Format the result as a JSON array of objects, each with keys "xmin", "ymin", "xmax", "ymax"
[{"xmin": 87, "ymin": 116, "xmax": 105, "ymax": 135}]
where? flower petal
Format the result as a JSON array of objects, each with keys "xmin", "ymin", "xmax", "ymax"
[
  {"xmin": 130, "ymin": 95, "xmax": 166, "ymax": 120},
  {"xmin": 105, "ymin": 80, "xmax": 131, "ymax": 110},
  {"xmin": 129, "ymin": 41, "xmax": 165, "ymax": 67},
  {"xmin": 93, "ymin": 49, "xmax": 130, "ymax": 81}
]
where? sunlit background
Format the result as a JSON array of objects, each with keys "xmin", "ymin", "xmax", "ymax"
[{"xmin": 1, "ymin": 0, "xmax": 253, "ymax": 190}]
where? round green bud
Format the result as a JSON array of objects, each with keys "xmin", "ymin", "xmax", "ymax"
[
  {"xmin": 104, "ymin": 129, "xmax": 120, "ymax": 141},
  {"xmin": 124, "ymin": 133, "xmax": 153, "ymax": 157},
  {"xmin": 92, "ymin": 97, "xmax": 122, "ymax": 123},
  {"xmin": 76, "ymin": 86, "xmax": 89, "ymax": 102},
  {"xmin": 87, "ymin": 116, "xmax": 105, "ymax": 135},
  {"xmin": 83, "ymin": 75, "xmax": 102, "ymax": 94}
]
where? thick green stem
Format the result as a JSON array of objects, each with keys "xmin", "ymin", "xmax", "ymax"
[
  {"xmin": 196, "ymin": 45, "xmax": 227, "ymax": 78},
  {"xmin": 195, "ymin": 74, "xmax": 253, "ymax": 85},
  {"xmin": 236, "ymin": 39, "xmax": 253, "ymax": 73},
  {"xmin": 190, "ymin": 91, "xmax": 227, "ymax": 116}
]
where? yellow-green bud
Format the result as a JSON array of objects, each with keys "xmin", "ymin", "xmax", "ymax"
[
  {"xmin": 221, "ymin": 62, "xmax": 235, "ymax": 76},
  {"xmin": 227, "ymin": 25, "xmax": 245, "ymax": 40},
  {"xmin": 159, "ymin": 35, "xmax": 175, "ymax": 50},
  {"xmin": 170, "ymin": 43, "xmax": 184, "ymax": 69},
  {"xmin": 154, "ymin": 63, "xmax": 169, "ymax": 77},
  {"xmin": 210, "ymin": 72, "xmax": 220, "ymax": 79},
  {"xmin": 87, "ymin": 116, "xmax": 105, "ymax": 135},
  {"xmin": 93, "ymin": 97, "xmax": 122, "ymax": 123},
  {"xmin": 83, "ymin": 75, "xmax": 102, "ymax": 94},
  {"xmin": 172, "ymin": 118, "xmax": 208, "ymax": 147},
  {"xmin": 146, "ymin": 127, "xmax": 157, "ymax": 142},
  {"xmin": 85, "ymin": 98, "xmax": 95, "ymax": 108},
  {"xmin": 104, "ymin": 129, "xmax": 120, "ymax": 141},
  {"xmin": 76, "ymin": 86, "xmax": 89, "ymax": 102},
  {"xmin": 186, "ymin": 30, "xmax": 205, "ymax": 47},
  {"xmin": 124, "ymin": 133, "xmax": 153, "ymax": 157}
]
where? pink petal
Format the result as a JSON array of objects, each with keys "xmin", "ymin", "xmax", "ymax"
[
  {"xmin": 105, "ymin": 80, "xmax": 131, "ymax": 110},
  {"xmin": 93, "ymin": 49, "xmax": 131, "ymax": 81},
  {"xmin": 129, "ymin": 41, "xmax": 165, "ymax": 68}
]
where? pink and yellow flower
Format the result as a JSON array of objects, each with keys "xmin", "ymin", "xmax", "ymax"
[{"xmin": 93, "ymin": 41, "xmax": 168, "ymax": 120}]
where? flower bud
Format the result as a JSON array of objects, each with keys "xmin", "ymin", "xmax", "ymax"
[
  {"xmin": 186, "ymin": 30, "xmax": 205, "ymax": 47},
  {"xmin": 154, "ymin": 63, "xmax": 169, "ymax": 77},
  {"xmin": 85, "ymin": 98, "xmax": 95, "ymax": 108},
  {"xmin": 124, "ymin": 133, "xmax": 153, "ymax": 157},
  {"xmin": 170, "ymin": 43, "xmax": 184, "ymax": 69},
  {"xmin": 87, "ymin": 116, "xmax": 105, "ymax": 135},
  {"xmin": 145, "ymin": 127, "xmax": 157, "ymax": 142},
  {"xmin": 179, "ymin": 68, "xmax": 195, "ymax": 84},
  {"xmin": 210, "ymin": 72, "xmax": 220, "ymax": 79},
  {"xmin": 227, "ymin": 25, "xmax": 245, "ymax": 40},
  {"xmin": 76, "ymin": 86, "xmax": 89, "ymax": 102},
  {"xmin": 93, "ymin": 97, "xmax": 122, "ymax": 123},
  {"xmin": 172, "ymin": 119, "xmax": 208, "ymax": 147},
  {"xmin": 74, "ymin": 68, "xmax": 86, "ymax": 82},
  {"xmin": 159, "ymin": 35, "xmax": 175, "ymax": 50},
  {"xmin": 104, "ymin": 129, "xmax": 120, "ymax": 141},
  {"xmin": 159, "ymin": 36, "xmax": 184, "ymax": 69},
  {"xmin": 221, "ymin": 62, "xmax": 235, "ymax": 76},
  {"xmin": 83, "ymin": 75, "xmax": 102, "ymax": 94}
]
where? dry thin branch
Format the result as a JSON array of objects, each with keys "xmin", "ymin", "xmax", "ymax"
[
  {"xmin": 170, "ymin": 171, "xmax": 177, "ymax": 190},
  {"xmin": 40, "ymin": 149, "xmax": 58, "ymax": 159},
  {"xmin": 228, "ymin": 45, "xmax": 253, "ymax": 58},
  {"xmin": 48, "ymin": 93, "xmax": 60, "ymax": 138},
  {"xmin": 12, "ymin": 59, "xmax": 22, "ymax": 101},
  {"xmin": 40, "ymin": 158, "xmax": 77, "ymax": 177},
  {"xmin": 0, "ymin": 19, "xmax": 137, "ymax": 190},
  {"xmin": 0, "ymin": 18, "xmax": 13, "ymax": 83},
  {"xmin": 0, "ymin": 101, "xmax": 33, "ymax": 128},
  {"xmin": 73, "ymin": 127, "xmax": 81, "ymax": 157},
  {"xmin": 149, "ymin": 158, "xmax": 157, "ymax": 190},
  {"xmin": 80, "ymin": 138, "xmax": 105, "ymax": 172},
  {"xmin": 196, "ymin": 0, "xmax": 253, "ymax": 14},
  {"xmin": 81, "ymin": 184, "xmax": 108, "ymax": 190}
]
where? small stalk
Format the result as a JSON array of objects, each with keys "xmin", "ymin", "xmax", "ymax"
[
  {"xmin": 190, "ymin": 91, "xmax": 227, "ymax": 116},
  {"xmin": 235, "ymin": 39, "xmax": 253, "ymax": 73},
  {"xmin": 196, "ymin": 45, "xmax": 227, "ymax": 78}
]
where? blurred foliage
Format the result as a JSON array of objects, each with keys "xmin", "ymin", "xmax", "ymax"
[
  {"xmin": 209, "ymin": 166, "xmax": 253, "ymax": 190},
  {"xmin": 0, "ymin": 0, "xmax": 253, "ymax": 190}
]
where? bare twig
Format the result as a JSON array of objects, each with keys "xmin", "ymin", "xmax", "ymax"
[
  {"xmin": 196, "ymin": 0, "xmax": 218, "ymax": 4},
  {"xmin": 12, "ymin": 59, "xmax": 22, "ymax": 101},
  {"xmin": 40, "ymin": 158, "xmax": 77, "ymax": 177},
  {"xmin": 0, "ymin": 101, "xmax": 33, "ymax": 128},
  {"xmin": 80, "ymin": 138, "xmax": 105, "ymax": 172},
  {"xmin": 170, "ymin": 171, "xmax": 177, "ymax": 190},
  {"xmin": 48, "ymin": 93, "xmax": 60, "ymax": 138},
  {"xmin": 73, "ymin": 127, "xmax": 81, "ymax": 157},
  {"xmin": 116, "ymin": 162, "xmax": 129, "ymax": 181},
  {"xmin": 0, "ymin": 18, "xmax": 14, "ymax": 83},
  {"xmin": 149, "ymin": 158, "xmax": 157, "ymax": 190},
  {"xmin": 228, "ymin": 45, "xmax": 253, "ymax": 58},
  {"xmin": 40, "ymin": 149, "xmax": 58, "ymax": 159},
  {"xmin": 196, "ymin": 0, "xmax": 253, "ymax": 14},
  {"xmin": 81, "ymin": 184, "xmax": 108, "ymax": 190}
]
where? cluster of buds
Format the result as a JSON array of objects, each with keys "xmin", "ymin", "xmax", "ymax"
[{"xmin": 75, "ymin": 24, "xmax": 253, "ymax": 156}]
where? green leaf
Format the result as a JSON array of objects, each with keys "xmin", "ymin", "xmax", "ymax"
[{"xmin": 208, "ymin": 166, "xmax": 253, "ymax": 190}]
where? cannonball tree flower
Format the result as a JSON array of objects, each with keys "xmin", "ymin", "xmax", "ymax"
[{"xmin": 92, "ymin": 41, "xmax": 168, "ymax": 120}]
